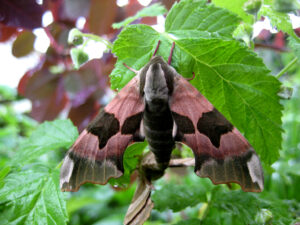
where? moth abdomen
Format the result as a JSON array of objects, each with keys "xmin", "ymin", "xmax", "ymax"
[{"xmin": 143, "ymin": 101, "xmax": 174, "ymax": 164}]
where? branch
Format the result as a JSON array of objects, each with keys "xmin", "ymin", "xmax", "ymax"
[
  {"xmin": 254, "ymin": 43, "xmax": 288, "ymax": 52},
  {"xmin": 276, "ymin": 57, "xmax": 298, "ymax": 78}
]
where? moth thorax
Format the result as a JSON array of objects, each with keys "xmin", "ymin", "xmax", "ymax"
[{"xmin": 144, "ymin": 63, "xmax": 169, "ymax": 108}]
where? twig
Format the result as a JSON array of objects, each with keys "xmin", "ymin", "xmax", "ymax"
[
  {"xmin": 276, "ymin": 57, "xmax": 298, "ymax": 78},
  {"xmin": 82, "ymin": 33, "xmax": 113, "ymax": 49},
  {"xmin": 44, "ymin": 27, "xmax": 65, "ymax": 54}
]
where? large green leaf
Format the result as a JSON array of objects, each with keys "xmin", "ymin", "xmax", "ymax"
[
  {"xmin": 0, "ymin": 166, "xmax": 68, "ymax": 225},
  {"xmin": 152, "ymin": 182, "xmax": 207, "ymax": 212},
  {"xmin": 212, "ymin": 0, "xmax": 253, "ymax": 23},
  {"xmin": 112, "ymin": 3, "xmax": 167, "ymax": 29},
  {"xmin": 111, "ymin": 19, "xmax": 282, "ymax": 164},
  {"xmin": 202, "ymin": 188, "xmax": 294, "ymax": 225},
  {"xmin": 176, "ymin": 38, "xmax": 282, "ymax": 164},
  {"xmin": 110, "ymin": 0, "xmax": 240, "ymax": 90},
  {"xmin": 173, "ymin": 219, "xmax": 201, "ymax": 225},
  {"xmin": 289, "ymin": 36, "xmax": 300, "ymax": 60},
  {"xmin": 12, "ymin": 120, "xmax": 78, "ymax": 167},
  {"xmin": 109, "ymin": 142, "xmax": 147, "ymax": 187},
  {"xmin": 166, "ymin": 0, "xmax": 240, "ymax": 37},
  {"xmin": 111, "ymin": 25, "xmax": 160, "ymax": 89}
]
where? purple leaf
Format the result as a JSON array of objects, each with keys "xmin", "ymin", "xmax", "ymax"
[{"xmin": 0, "ymin": 0, "xmax": 44, "ymax": 29}]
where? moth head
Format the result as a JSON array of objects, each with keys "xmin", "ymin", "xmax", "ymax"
[{"xmin": 144, "ymin": 60, "xmax": 169, "ymax": 104}]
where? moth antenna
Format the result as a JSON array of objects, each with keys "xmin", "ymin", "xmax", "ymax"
[
  {"xmin": 185, "ymin": 72, "xmax": 196, "ymax": 81},
  {"xmin": 123, "ymin": 63, "xmax": 138, "ymax": 73},
  {"xmin": 168, "ymin": 42, "xmax": 175, "ymax": 65},
  {"xmin": 152, "ymin": 40, "xmax": 161, "ymax": 57}
]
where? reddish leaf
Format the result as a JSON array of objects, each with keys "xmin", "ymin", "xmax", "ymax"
[
  {"xmin": 24, "ymin": 70, "xmax": 59, "ymax": 100},
  {"xmin": 125, "ymin": 0, "xmax": 143, "ymax": 18},
  {"xmin": 43, "ymin": 0, "xmax": 63, "ymax": 22},
  {"xmin": 140, "ymin": 17, "xmax": 157, "ymax": 26},
  {"xmin": 43, "ymin": 0, "xmax": 90, "ymax": 22},
  {"xmin": 68, "ymin": 96, "xmax": 99, "ymax": 132},
  {"xmin": 161, "ymin": 0, "xmax": 174, "ymax": 10},
  {"xmin": 88, "ymin": 0, "xmax": 118, "ymax": 35},
  {"xmin": 20, "ymin": 62, "xmax": 68, "ymax": 122},
  {"xmin": 257, "ymin": 29, "xmax": 272, "ymax": 41},
  {"xmin": 18, "ymin": 57, "xmax": 45, "ymax": 96},
  {"xmin": 30, "ymin": 86, "xmax": 68, "ymax": 122},
  {"xmin": 46, "ymin": 22, "xmax": 73, "ymax": 52},
  {"xmin": 0, "ymin": 24, "xmax": 18, "ymax": 42},
  {"xmin": 28, "ymin": 73, "xmax": 68, "ymax": 122},
  {"xmin": 274, "ymin": 31, "xmax": 285, "ymax": 49},
  {"xmin": 295, "ymin": 27, "xmax": 300, "ymax": 37},
  {"xmin": 64, "ymin": 58, "xmax": 114, "ymax": 130},
  {"xmin": 64, "ymin": 59, "xmax": 108, "ymax": 106},
  {"xmin": 12, "ymin": 30, "xmax": 36, "ymax": 57},
  {"xmin": 18, "ymin": 72, "xmax": 33, "ymax": 96},
  {"xmin": 0, "ymin": 0, "xmax": 44, "ymax": 29}
]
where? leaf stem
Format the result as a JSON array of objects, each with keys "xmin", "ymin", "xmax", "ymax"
[
  {"xmin": 82, "ymin": 33, "xmax": 113, "ymax": 49},
  {"xmin": 276, "ymin": 57, "xmax": 298, "ymax": 78},
  {"xmin": 56, "ymin": 161, "xmax": 63, "ymax": 169}
]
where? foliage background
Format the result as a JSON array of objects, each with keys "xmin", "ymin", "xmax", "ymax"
[{"xmin": 0, "ymin": 0, "xmax": 300, "ymax": 224}]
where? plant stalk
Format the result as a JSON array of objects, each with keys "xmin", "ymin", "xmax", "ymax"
[{"xmin": 276, "ymin": 57, "xmax": 298, "ymax": 78}]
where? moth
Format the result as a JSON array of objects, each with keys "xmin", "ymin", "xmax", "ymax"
[{"xmin": 60, "ymin": 42, "xmax": 264, "ymax": 193}]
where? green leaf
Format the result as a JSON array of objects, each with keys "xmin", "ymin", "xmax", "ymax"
[
  {"xmin": 243, "ymin": 0, "xmax": 262, "ymax": 15},
  {"xmin": 0, "ymin": 166, "xmax": 68, "ymax": 225},
  {"xmin": 68, "ymin": 28, "xmax": 84, "ymax": 45},
  {"xmin": 111, "ymin": 25, "xmax": 160, "ymax": 89},
  {"xmin": 176, "ymin": 38, "xmax": 282, "ymax": 164},
  {"xmin": 255, "ymin": 208, "xmax": 273, "ymax": 224},
  {"xmin": 110, "ymin": 0, "xmax": 283, "ymax": 164},
  {"xmin": 289, "ymin": 36, "xmax": 300, "ymax": 60},
  {"xmin": 70, "ymin": 48, "xmax": 89, "ymax": 69},
  {"xmin": 203, "ymin": 189, "xmax": 294, "ymax": 225},
  {"xmin": 232, "ymin": 23, "xmax": 253, "ymax": 46},
  {"xmin": 173, "ymin": 219, "xmax": 201, "ymax": 225},
  {"xmin": 112, "ymin": 3, "xmax": 167, "ymax": 29},
  {"xmin": 12, "ymin": 119, "xmax": 78, "ymax": 167},
  {"xmin": 212, "ymin": 0, "xmax": 253, "ymax": 23},
  {"xmin": 152, "ymin": 182, "xmax": 207, "ymax": 212},
  {"xmin": 109, "ymin": 142, "xmax": 147, "ymax": 187},
  {"xmin": 12, "ymin": 31, "xmax": 36, "ymax": 58},
  {"xmin": 112, "ymin": 22, "xmax": 282, "ymax": 164},
  {"xmin": 0, "ymin": 166, "xmax": 10, "ymax": 182},
  {"xmin": 258, "ymin": 5, "xmax": 299, "ymax": 40},
  {"xmin": 166, "ymin": 0, "xmax": 240, "ymax": 37},
  {"xmin": 273, "ymin": 0, "xmax": 300, "ymax": 13},
  {"xmin": 0, "ymin": 85, "xmax": 17, "ymax": 101}
]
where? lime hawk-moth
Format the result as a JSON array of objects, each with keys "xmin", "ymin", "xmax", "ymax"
[{"xmin": 60, "ymin": 42, "xmax": 264, "ymax": 193}]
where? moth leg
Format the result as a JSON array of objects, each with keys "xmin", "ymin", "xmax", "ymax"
[
  {"xmin": 133, "ymin": 119, "xmax": 145, "ymax": 142},
  {"xmin": 185, "ymin": 72, "xmax": 196, "ymax": 81},
  {"xmin": 168, "ymin": 42, "xmax": 175, "ymax": 65},
  {"xmin": 152, "ymin": 40, "xmax": 161, "ymax": 57},
  {"xmin": 172, "ymin": 121, "xmax": 177, "ymax": 138}
]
